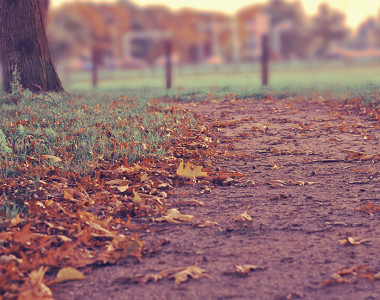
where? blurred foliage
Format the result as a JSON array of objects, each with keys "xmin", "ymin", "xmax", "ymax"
[{"xmin": 46, "ymin": 0, "xmax": 378, "ymax": 69}]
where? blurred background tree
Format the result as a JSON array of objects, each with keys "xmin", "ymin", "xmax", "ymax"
[{"xmin": 311, "ymin": 3, "xmax": 349, "ymax": 58}]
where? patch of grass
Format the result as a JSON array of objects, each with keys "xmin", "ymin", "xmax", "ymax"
[
  {"xmin": 60, "ymin": 60, "xmax": 380, "ymax": 105},
  {"xmin": 0, "ymin": 189, "xmax": 29, "ymax": 230},
  {"xmin": 0, "ymin": 85, "xmax": 197, "ymax": 178}
]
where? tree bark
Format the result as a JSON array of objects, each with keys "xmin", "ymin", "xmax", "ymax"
[{"xmin": 0, "ymin": 0, "xmax": 64, "ymax": 93}]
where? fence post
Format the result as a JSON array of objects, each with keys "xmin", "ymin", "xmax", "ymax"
[
  {"xmin": 91, "ymin": 47, "xmax": 99, "ymax": 88},
  {"xmin": 164, "ymin": 39, "xmax": 172, "ymax": 89},
  {"xmin": 261, "ymin": 34, "xmax": 269, "ymax": 86}
]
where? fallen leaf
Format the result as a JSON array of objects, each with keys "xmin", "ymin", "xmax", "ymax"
[
  {"xmin": 233, "ymin": 206, "xmax": 252, "ymax": 221},
  {"xmin": 339, "ymin": 237, "xmax": 370, "ymax": 246},
  {"xmin": 322, "ymin": 273, "xmax": 351, "ymax": 286},
  {"xmin": 223, "ymin": 264, "xmax": 264, "ymax": 277},
  {"xmin": 342, "ymin": 149, "xmax": 368, "ymax": 159},
  {"xmin": 235, "ymin": 264, "xmax": 264, "ymax": 273},
  {"xmin": 133, "ymin": 189, "xmax": 142, "ymax": 204},
  {"xmin": 176, "ymin": 161, "xmax": 208, "ymax": 179},
  {"xmin": 18, "ymin": 266, "xmax": 53, "ymax": 300},
  {"xmin": 55, "ymin": 267, "xmax": 85, "ymax": 283},
  {"xmin": 182, "ymin": 199, "xmax": 205, "ymax": 206},
  {"xmin": 355, "ymin": 202, "xmax": 380, "ymax": 215},
  {"xmin": 289, "ymin": 180, "xmax": 316, "ymax": 186},
  {"xmin": 123, "ymin": 233, "xmax": 144, "ymax": 258},
  {"xmin": 192, "ymin": 220, "xmax": 219, "ymax": 228},
  {"xmin": 116, "ymin": 185, "xmax": 129, "ymax": 193},
  {"xmin": 168, "ymin": 265, "xmax": 210, "ymax": 284},
  {"xmin": 271, "ymin": 164, "xmax": 283, "ymax": 170},
  {"xmin": 267, "ymin": 179, "xmax": 286, "ymax": 188},
  {"xmin": 154, "ymin": 208, "xmax": 194, "ymax": 223}
]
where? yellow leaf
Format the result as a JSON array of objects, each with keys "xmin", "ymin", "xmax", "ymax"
[
  {"xmin": 168, "ymin": 265, "xmax": 210, "ymax": 284},
  {"xmin": 133, "ymin": 189, "xmax": 142, "ymax": 204},
  {"xmin": 116, "ymin": 185, "xmax": 129, "ymax": 193},
  {"xmin": 56, "ymin": 267, "xmax": 85, "ymax": 283},
  {"xmin": 154, "ymin": 208, "xmax": 194, "ymax": 223},
  {"xmin": 176, "ymin": 161, "xmax": 208, "ymax": 179}
]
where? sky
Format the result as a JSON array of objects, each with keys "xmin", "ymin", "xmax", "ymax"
[{"xmin": 51, "ymin": 0, "xmax": 380, "ymax": 30}]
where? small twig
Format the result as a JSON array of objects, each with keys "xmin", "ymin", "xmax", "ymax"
[{"xmin": 31, "ymin": 84, "xmax": 58, "ymax": 106}]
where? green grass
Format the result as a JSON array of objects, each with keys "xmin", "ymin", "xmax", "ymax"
[
  {"xmin": 0, "ymin": 86, "xmax": 197, "ymax": 178},
  {"xmin": 58, "ymin": 59, "xmax": 380, "ymax": 103},
  {"xmin": 2, "ymin": 59, "xmax": 380, "ymax": 102}
]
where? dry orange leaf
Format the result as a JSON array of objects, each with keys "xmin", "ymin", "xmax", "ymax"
[{"xmin": 176, "ymin": 161, "xmax": 208, "ymax": 179}]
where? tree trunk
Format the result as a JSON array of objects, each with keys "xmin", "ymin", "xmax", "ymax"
[{"xmin": 0, "ymin": 0, "xmax": 64, "ymax": 93}]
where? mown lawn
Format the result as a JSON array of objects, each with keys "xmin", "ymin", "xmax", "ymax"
[{"xmin": 58, "ymin": 59, "xmax": 380, "ymax": 103}]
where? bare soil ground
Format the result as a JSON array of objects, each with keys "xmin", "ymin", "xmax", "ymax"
[{"xmin": 53, "ymin": 97, "xmax": 380, "ymax": 300}]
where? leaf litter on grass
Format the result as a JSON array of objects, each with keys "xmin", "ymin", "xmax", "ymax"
[{"xmin": 0, "ymin": 93, "xmax": 227, "ymax": 299}]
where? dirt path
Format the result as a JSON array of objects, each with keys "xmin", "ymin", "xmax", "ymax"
[{"xmin": 53, "ymin": 97, "xmax": 380, "ymax": 300}]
